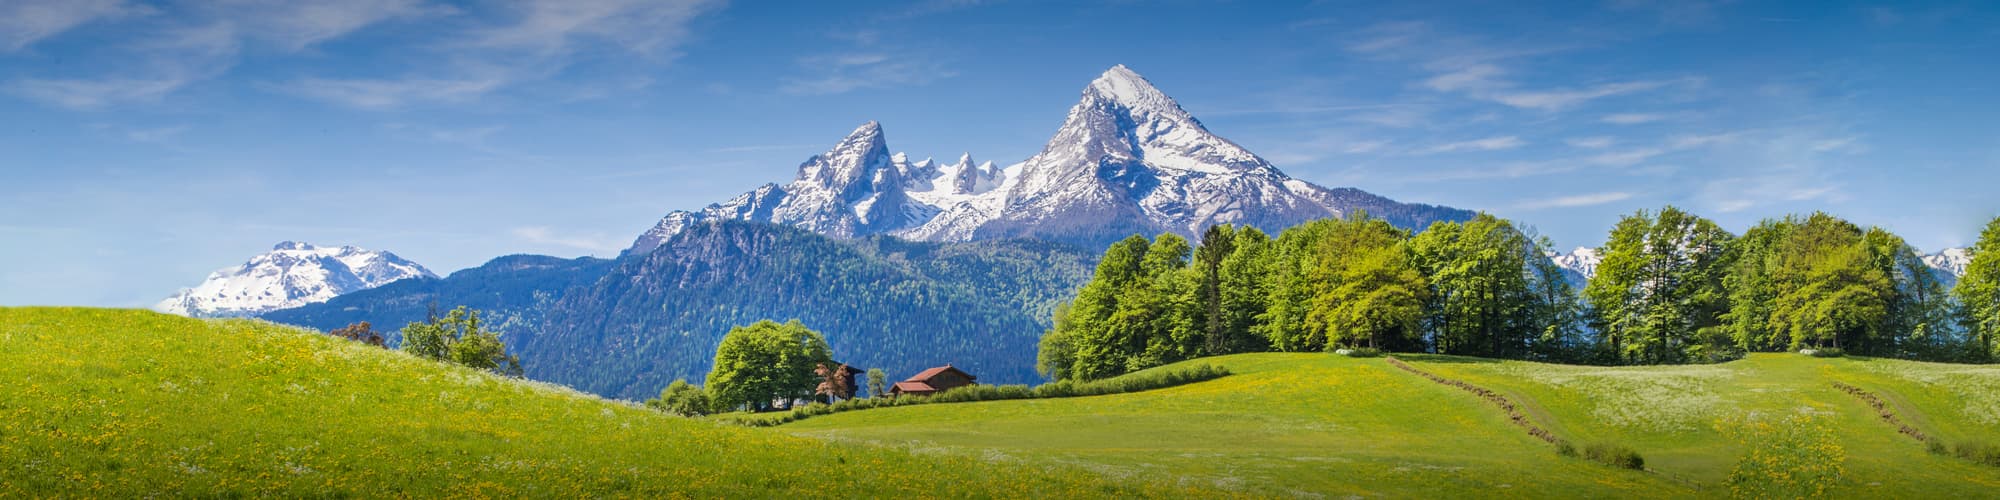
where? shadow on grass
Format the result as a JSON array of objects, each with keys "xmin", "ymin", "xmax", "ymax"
[{"xmin": 1391, "ymin": 353, "xmax": 1503, "ymax": 364}]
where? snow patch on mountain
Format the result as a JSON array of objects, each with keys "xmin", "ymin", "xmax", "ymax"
[
  {"xmin": 156, "ymin": 242, "xmax": 435, "ymax": 318},
  {"xmin": 628, "ymin": 65, "xmax": 1472, "ymax": 255},
  {"xmin": 1550, "ymin": 247, "xmax": 1602, "ymax": 286},
  {"xmin": 1924, "ymin": 248, "xmax": 1971, "ymax": 278}
]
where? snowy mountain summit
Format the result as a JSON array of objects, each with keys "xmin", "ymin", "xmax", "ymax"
[
  {"xmin": 155, "ymin": 242, "xmax": 435, "ymax": 318},
  {"xmin": 1924, "ymin": 248, "xmax": 1971, "ymax": 278},
  {"xmin": 629, "ymin": 65, "xmax": 1471, "ymax": 254},
  {"xmin": 1550, "ymin": 247, "xmax": 1603, "ymax": 285}
]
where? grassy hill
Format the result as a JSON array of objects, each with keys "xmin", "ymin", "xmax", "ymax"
[
  {"xmin": 0, "ymin": 308, "xmax": 1202, "ymax": 497},
  {"xmin": 783, "ymin": 353, "xmax": 2000, "ymax": 497}
]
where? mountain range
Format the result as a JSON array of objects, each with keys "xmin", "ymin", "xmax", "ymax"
[
  {"xmin": 240, "ymin": 65, "xmax": 1474, "ymax": 398},
  {"xmin": 629, "ymin": 65, "xmax": 1471, "ymax": 255},
  {"xmin": 156, "ymin": 242, "xmax": 433, "ymax": 318},
  {"xmin": 1547, "ymin": 246, "xmax": 1973, "ymax": 286}
]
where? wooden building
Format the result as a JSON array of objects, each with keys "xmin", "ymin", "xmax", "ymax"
[{"xmin": 889, "ymin": 364, "xmax": 976, "ymax": 397}]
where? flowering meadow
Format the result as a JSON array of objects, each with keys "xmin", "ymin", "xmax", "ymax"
[{"xmin": 0, "ymin": 308, "xmax": 1208, "ymax": 497}]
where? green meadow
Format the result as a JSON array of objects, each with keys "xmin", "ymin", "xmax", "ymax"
[
  {"xmin": 785, "ymin": 353, "xmax": 2000, "ymax": 497},
  {"xmin": 0, "ymin": 308, "xmax": 1204, "ymax": 497},
  {"xmin": 6, "ymin": 307, "xmax": 1998, "ymax": 497}
]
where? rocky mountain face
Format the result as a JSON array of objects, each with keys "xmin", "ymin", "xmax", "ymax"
[
  {"xmin": 157, "ymin": 242, "xmax": 433, "ymax": 318},
  {"xmin": 1549, "ymin": 247, "xmax": 1603, "ymax": 286},
  {"xmin": 629, "ymin": 65, "xmax": 1472, "ymax": 255},
  {"xmin": 534, "ymin": 221, "xmax": 1094, "ymax": 399}
]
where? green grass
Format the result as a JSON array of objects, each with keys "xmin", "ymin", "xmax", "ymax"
[
  {"xmin": 784, "ymin": 352, "xmax": 2000, "ymax": 497},
  {"xmin": 0, "ymin": 308, "xmax": 1211, "ymax": 497},
  {"xmin": 785, "ymin": 353, "xmax": 1681, "ymax": 497}
]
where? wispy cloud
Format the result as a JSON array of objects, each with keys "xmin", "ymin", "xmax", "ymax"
[
  {"xmin": 6, "ymin": 22, "xmax": 239, "ymax": 109},
  {"xmin": 202, "ymin": 0, "xmax": 442, "ymax": 52},
  {"xmin": 288, "ymin": 76, "xmax": 507, "ymax": 109},
  {"xmin": 1601, "ymin": 112, "xmax": 1671, "ymax": 124},
  {"xmin": 781, "ymin": 51, "xmax": 954, "ymax": 95},
  {"xmin": 1566, "ymin": 136, "xmax": 1616, "ymax": 149},
  {"xmin": 1489, "ymin": 80, "xmax": 1672, "ymax": 111},
  {"xmin": 1419, "ymin": 135, "xmax": 1524, "ymax": 154},
  {"xmin": 462, "ymin": 0, "xmax": 719, "ymax": 57},
  {"xmin": 1517, "ymin": 191, "xmax": 1633, "ymax": 210},
  {"xmin": 0, "ymin": 0, "xmax": 147, "ymax": 52}
]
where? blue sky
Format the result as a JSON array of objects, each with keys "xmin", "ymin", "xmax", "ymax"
[{"xmin": 2, "ymin": 0, "xmax": 1996, "ymax": 307}]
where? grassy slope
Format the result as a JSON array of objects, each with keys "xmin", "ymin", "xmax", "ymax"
[
  {"xmin": 786, "ymin": 353, "xmax": 1679, "ymax": 498},
  {"xmin": 786, "ymin": 353, "xmax": 2000, "ymax": 497},
  {"xmin": 1408, "ymin": 353, "xmax": 2000, "ymax": 494},
  {"xmin": 0, "ymin": 308, "xmax": 1206, "ymax": 497}
]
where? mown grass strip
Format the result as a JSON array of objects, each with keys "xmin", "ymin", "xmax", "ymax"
[
  {"xmin": 1384, "ymin": 356, "xmax": 1560, "ymax": 444},
  {"xmin": 1831, "ymin": 381, "xmax": 1929, "ymax": 442}
]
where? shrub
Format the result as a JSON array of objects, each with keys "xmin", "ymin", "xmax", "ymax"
[
  {"xmin": 1955, "ymin": 441, "xmax": 2000, "ymax": 467},
  {"xmin": 1581, "ymin": 443, "xmax": 1645, "ymax": 470},
  {"xmin": 1799, "ymin": 348, "xmax": 1845, "ymax": 358},
  {"xmin": 1554, "ymin": 439, "xmax": 1578, "ymax": 457},
  {"xmin": 1927, "ymin": 438, "xmax": 1949, "ymax": 456},
  {"xmin": 1335, "ymin": 348, "xmax": 1382, "ymax": 358}
]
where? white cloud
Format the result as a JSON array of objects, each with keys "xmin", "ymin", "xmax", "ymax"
[
  {"xmin": 1585, "ymin": 148, "xmax": 1666, "ymax": 166},
  {"xmin": 1566, "ymin": 136, "xmax": 1615, "ymax": 149},
  {"xmin": 7, "ymin": 78, "xmax": 188, "ymax": 109},
  {"xmin": 204, "ymin": 0, "xmax": 442, "ymax": 51},
  {"xmin": 466, "ymin": 0, "xmax": 721, "ymax": 56},
  {"xmin": 0, "ymin": 0, "xmax": 145, "ymax": 51},
  {"xmin": 1490, "ymin": 80, "xmax": 1670, "ymax": 111},
  {"xmin": 1517, "ymin": 191, "xmax": 1632, "ymax": 210},
  {"xmin": 781, "ymin": 52, "xmax": 954, "ymax": 95},
  {"xmin": 1601, "ymin": 112, "xmax": 1670, "ymax": 124},
  {"xmin": 1422, "ymin": 63, "xmax": 1503, "ymax": 92},
  {"xmin": 287, "ymin": 76, "xmax": 506, "ymax": 109},
  {"xmin": 1420, "ymin": 136, "xmax": 1524, "ymax": 154}
]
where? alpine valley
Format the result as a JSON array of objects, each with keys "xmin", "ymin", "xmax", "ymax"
[{"xmin": 231, "ymin": 66, "xmax": 1482, "ymax": 399}]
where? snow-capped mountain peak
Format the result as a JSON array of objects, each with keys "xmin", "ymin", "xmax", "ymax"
[
  {"xmin": 1924, "ymin": 247, "xmax": 1971, "ymax": 278},
  {"xmin": 156, "ymin": 242, "xmax": 435, "ymax": 318},
  {"xmin": 1550, "ymin": 247, "xmax": 1603, "ymax": 286},
  {"xmin": 626, "ymin": 65, "xmax": 1472, "ymax": 255}
]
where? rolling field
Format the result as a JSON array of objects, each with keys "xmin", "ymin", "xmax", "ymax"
[
  {"xmin": 786, "ymin": 353, "xmax": 2000, "ymax": 497},
  {"xmin": 0, "ymin": 308, "xmax": 1205, "ymax": 497}
]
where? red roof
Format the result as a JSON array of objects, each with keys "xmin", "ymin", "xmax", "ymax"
[
  {"xmin": 905, "ymin": 364, "xmax": 975, "ymax": 383},
  {"xmin": 892, "ymin": 381, "xmax": 936, "ymax": 393}
]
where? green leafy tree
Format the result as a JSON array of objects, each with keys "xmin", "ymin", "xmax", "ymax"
[
  {"xmin": 1324, "ymin": 242, "xmax": 1427, "ymax": 350},
  {"xmin": 1213, "ymin": 226, "xmax": 1273, "ymax": 354},
  {"xmin": 646, "ymin": 379, "xmax": 711, "ymax": 417},
  {"xmin": 866, "ymin": 368, "xmax": 888, "ymax": 399},
  {"xmin": 705, "ymin": 320, "xmax": 832, "ymax": 412},
  {"xmin": 1584, "ymin": 206, "xmax": 1735, "ymax": 364},
  {"xmin": 1408, "ymin": 214, "xmax": 1540, "ymax": 357},
  {"xmin": 400, "ymin": 306, "xmax": 522, "ymax": 375},
  {"xmin": 1723, "ymin": 218, "xmax": 1799, "ymax": 351},
  {"xmin": 1526, "ymin": 235, "xmax": 1589, "ymax": 362},
  {"xmin": 1956, "ymin": 216, "xmax": 2000, "ymax": 362}
]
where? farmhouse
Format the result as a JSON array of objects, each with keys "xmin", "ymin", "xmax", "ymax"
[
  {"xmin": 890, "ymin": 364, "xmax": 977, "ymax": 397},
  {"xmin": 814, "ymin": 362, "xmax": 865, "ymax": 400}
]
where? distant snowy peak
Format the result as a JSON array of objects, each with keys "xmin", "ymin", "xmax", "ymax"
[
  {"xmin": 156, "ymin": 241, "xmax": 435, "ymax": 318},
  {"xmin": 1923, "ymin": 247, "xmax": 1971, "ymax": 278},
  {"xmin": 627, "ymin": 65, "xmax": 1473, "ymax": 255},
  {"xmin": 1550, "ymin": 247, "xmax": 1602, "ymax": 285}
]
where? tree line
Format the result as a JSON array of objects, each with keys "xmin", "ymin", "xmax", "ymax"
[{"xmin": 1038, "ymin": 208, "xmax": 2000, "ymax": 381}]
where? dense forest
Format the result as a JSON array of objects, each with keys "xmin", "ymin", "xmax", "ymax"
[
  {"xmin": 262, "ymin": 254, "xmax": 615, "ymax": 343},
  {"xmin": 522, "ymin": 221, "xmax": 1097, "ymax": 399},
  {"xmin": 1040, "ymin": 208, "xmax": 1999, "ymax": 381}
]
